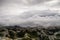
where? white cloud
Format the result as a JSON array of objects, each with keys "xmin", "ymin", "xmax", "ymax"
[{"xmin": 0, "ymin": 0, "xmax": 60, "ymax": 27}]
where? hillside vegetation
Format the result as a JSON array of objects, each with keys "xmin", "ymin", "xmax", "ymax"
[{"xmin": 0, "ymin": 25, "xmax": 60, "ymax": 40}]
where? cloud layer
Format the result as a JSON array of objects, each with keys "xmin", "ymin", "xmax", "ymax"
[{"xmin": 0, "ymin": 0, "xmax": 60, "ymax": 27}]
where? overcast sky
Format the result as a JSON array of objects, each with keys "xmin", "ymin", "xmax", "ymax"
[{"xmin": 0, "ymin": 0, "xmax": 60, "ymax": 27}]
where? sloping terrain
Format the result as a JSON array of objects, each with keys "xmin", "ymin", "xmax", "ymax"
[{"xmin": 0, "ymin": 25, "xmax": 60, "ymax": 40}]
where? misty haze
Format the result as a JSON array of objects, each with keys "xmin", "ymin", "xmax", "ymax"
[{"xmin": 0, "ymin": 0, "xmax": 60, "ymax": 40}]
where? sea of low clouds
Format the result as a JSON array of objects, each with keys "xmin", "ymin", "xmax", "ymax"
[{"xmin": 0, "ymin": 0, "xmax": 60, "ymax": 27}]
